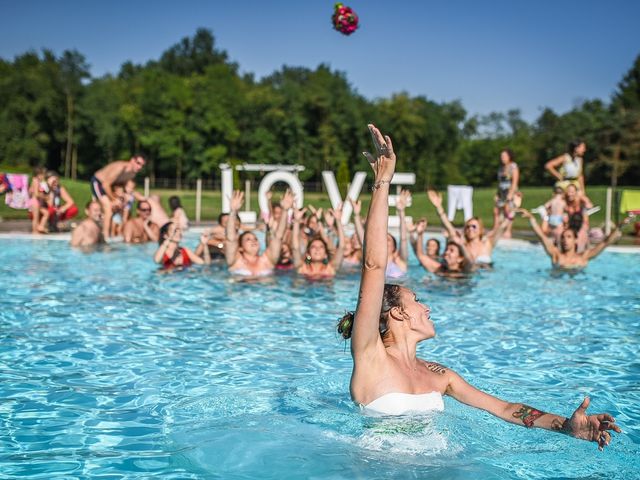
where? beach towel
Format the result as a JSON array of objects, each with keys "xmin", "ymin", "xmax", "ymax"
[
  {"xmin": 4, "ymin": 173, "xmax": 30, "ymax": 209},
  {"xmin": 619, "ymin": 189, "xmax": 640, "ymax": 215},
  {"xmin": 447, "ymin": 185, "xmax": 474, "ymax": 221}
]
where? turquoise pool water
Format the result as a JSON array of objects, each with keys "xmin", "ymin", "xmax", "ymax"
[{"xmin": 0, "ymin": 235, "xmax": 639, "ymax": 479}]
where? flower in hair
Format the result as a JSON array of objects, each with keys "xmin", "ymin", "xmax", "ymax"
[{"xmin": 332, "ymin": 3, "xmax": 359, "ymax": 36}]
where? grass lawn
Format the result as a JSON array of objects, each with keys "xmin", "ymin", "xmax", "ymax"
[{"xmin": 0, "ymin": 176, "xmax": 636, "ymax": 235}]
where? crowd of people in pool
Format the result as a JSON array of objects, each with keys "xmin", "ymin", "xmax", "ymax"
[{"xmin": 41, "ymin": 134, "xmax": 629, "ymax": 275}]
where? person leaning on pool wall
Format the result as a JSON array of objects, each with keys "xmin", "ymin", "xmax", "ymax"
[{"xmin": 337, "ymin": 123, "xmax": 621, "ymax": 449}]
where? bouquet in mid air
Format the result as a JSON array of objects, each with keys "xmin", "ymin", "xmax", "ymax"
[{"xmin": 332, "ymin": 3, "xmax": 359, "ymax": 36}]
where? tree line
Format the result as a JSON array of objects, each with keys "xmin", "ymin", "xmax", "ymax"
[{"xmin": 1, "ymin": 28, "xmax": 638, "ymax": 191}]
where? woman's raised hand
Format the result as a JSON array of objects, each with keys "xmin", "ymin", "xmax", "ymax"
[
  {"xmin": 396, "ymin": 189, "xmax": 411, "ymax": 212},
  {"xmin": 416, "ymin": 218, "xmax": 427, "ymax": 234},
  {"xmin": 349, "ymin": 198, "xmax": 361, "ymax": 216},
  {"xmin": 230, "ymin": 190, "xmax": 244, "ymax": 212},
  {"xmin": 293, "ymin": 206, "xmax": 307, "ymax": 222},
  {"xmin": 427, "ymin": 189, "xmax": 442, "ymax": 209},
  {"xmin": 324, "ymin": 209, "xmax": 336, "ymax": 228},
  {"xmin": 363, "ymin": 124, "xmax": 396, "ymax": 182},
  {"xmin": 280, "ymin": 189, "xmax": 294, "ymax": 210}
]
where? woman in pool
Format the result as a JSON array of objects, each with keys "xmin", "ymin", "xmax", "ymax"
[
  {"xmin": 410, "ymin": 218, "xmax": 472, "ymax": 276},
  {"xmin": 337, "ymin": 124, "xmax": 620, "ymax": 449},
  {"xmin": 291, "ymin": 204, "xmax": 345, "ymax": 278},
  {"xmin": 518, "ymin": 208, "xmax": 623, "ymax": 270},
  {"xmin": 154, "ymin": 222, "xmax": 211, "ymax": 270},
  {"xmin": 428, "ymin": 189, "xmax": 519, "ymax": 268},
  {"xmin": 225, "ymin": 189, "xmax": 293, "ymax": 277}
]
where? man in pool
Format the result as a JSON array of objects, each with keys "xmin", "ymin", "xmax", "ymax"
[
  {"xmin": 337, "ymin": 124, "xmax": 620, "ymax": 450},
  {"xmin": 122, "ymin": 199, "xmax": 159, "ymax": 244},
  {"xmin": 91, "ymin": 155, "xmax": 146, "ymax": 240},
  {"xmin": 70, "ymin": 200, "xmax": 105, "ymax": 248}
]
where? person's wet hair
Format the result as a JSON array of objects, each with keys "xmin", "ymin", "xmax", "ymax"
[
  {"xmin": 337, "ymin": 284, "xmax": 403, "ymax": 339},
  {"xmin": 159, "ymin": 221, "xmax": 173, "ymax": 245},
  {"xmin": 169, "ymin": 196, "xmax": 182, "ymax": 211}
]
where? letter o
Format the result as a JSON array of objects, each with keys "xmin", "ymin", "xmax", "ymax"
[{"xmin": 258, "ymin": 171, "xmax": 304, "ymax": 213}]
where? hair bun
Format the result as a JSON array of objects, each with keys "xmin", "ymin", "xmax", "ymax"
[{"xmin": 337, "ymin": 311, "xmax": 355, "ymax": 339}]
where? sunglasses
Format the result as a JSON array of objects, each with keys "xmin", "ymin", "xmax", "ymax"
[
  {"xmin": 465, "ymin": 224, "xmax": 478, "ymax": 230},
  {"xmin": 138, "ymin": 208, "xmax": 151, "ymax": 212}
]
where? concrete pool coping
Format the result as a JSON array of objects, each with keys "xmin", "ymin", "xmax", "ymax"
[{"xmin": 1, "ymin": 227, "xmax": 639, "ymax": 254}]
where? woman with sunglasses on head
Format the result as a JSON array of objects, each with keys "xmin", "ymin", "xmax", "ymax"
[
  {"xmin": 225, "ymin": 189, "xmax": 293, "ymax": 277},
  {"xmin": 291, "ymin": 204, "xmax": 345, "ymax": 279},
  {"xmin": 337, "ymin": 124, "xmax": 620, "ymax": 450},
  {"xmin": 154, "ymin": 222, "xmax": 211, "ymax": 270},
  {"xmin": 428, "ymin": 189, "xmax": 521, "ymax": 268}
]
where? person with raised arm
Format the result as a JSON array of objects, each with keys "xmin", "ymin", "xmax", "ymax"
[
  {"xmin": 518, "ymin": 208, "xmax": 625, "ymax": 270},
  {"xmin": 225, "ymin": 189, "xmax": 293, "ymax": 277},
  {"xmin": 336, "ymin": 124, "xmax": 620, "ymax": 450},
  {"xmin": 291, "ymin": 204, "xmax": 345, "ymax": 279},
  {"xmin": 428, "ymin": 189, "xmax": 520, "ymax": 268},
  {"xmin": 410, "ymin": 218, "xmax": 472, "ymax": 277},
  {"xmin": 545, "ymin": 140, "xmax": 587, "ymax": 193},
  {"xmin": 341, "ymin": 198, "xmax": 364, "ymax": 268},
  {"xmin": 153, "ymin": 223, "xmax": 211, "ymax": 270}
]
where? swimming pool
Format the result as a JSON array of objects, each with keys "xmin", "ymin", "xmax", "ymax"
[{"xmin": 0, "ymin": 235, "xmax": 638, "ymax": 479}]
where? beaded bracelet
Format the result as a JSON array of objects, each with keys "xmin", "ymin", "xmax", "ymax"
[{"xmin": 371, "ymin": 179, "xmax": 391, "ymax": 191}]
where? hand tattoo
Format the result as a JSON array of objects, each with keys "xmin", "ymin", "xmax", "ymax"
[{"xmin": 512, "ymin": 405, "xmax": 546, "ymax": 428}]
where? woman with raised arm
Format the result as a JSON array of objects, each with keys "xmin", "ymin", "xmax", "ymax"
[
  {"xmin": 153, "ymin": 223, "xmax": 211, "ymax": 270},
  {"xmin": 336, "ymin": 124, "xmax": 620, "ymax": 450},
  {"xmin": 341, "ymin": 198, "xmax": 364, "ymax": 268},
  {"xmin": 291, "ymin": 204, "xmax": 345, "ymax": 278},
  {"xmin": 428, "ymin": 189, "xmax": 520, "ymax": 268},
  {"xmin": 225, "ymin": 189, "xmax": 293, "ymax": 277},
  {"xmin": 410, "ymin": 218, "xmax": 472, "ymax": 277},
  {"xmin": 518, "ymin": 208, "xmax": 624, "ymax": 270}
]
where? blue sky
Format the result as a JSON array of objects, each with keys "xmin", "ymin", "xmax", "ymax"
[{"xmin": 1, "ymin": 0, "xmax": 639, "ymax": 122}]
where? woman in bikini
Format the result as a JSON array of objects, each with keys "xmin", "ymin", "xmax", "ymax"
[
  {"xmin": 428, "ymin": 189, "xmax": 519, "ymax": 268},
  {"xmin": 337, "ymin": 124, "xmax": 619, "ymax": 449},
  {"xmin": 154, "ymin": 222, "xmax": 211, "ymax": 270},
  {"xmin": 518, "ymin": 208, "xmax": 624, "ymax": 270},
  {"xmin": 291, "ymin": 204, "xmax": 345, "ymax": 279},
  {"xmin": 410, "ymin": 218, "xmax": 472, "ymax": 277},
  {"xmin": 225, "ymin": 189, "xmax": 293, "ymax": 277}
]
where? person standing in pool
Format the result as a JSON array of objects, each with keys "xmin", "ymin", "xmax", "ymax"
[
  {"xmin": 337, "ymin": 124, "xmax": 620, "ymax": 449},
  {"xmin": 91, "ymin": 155, "xmax": 146, "ymax": 239},
  {"xmin": 518, "ymin": 208, "xmax": 624, "ymax": 270},
  {"xmin": 154, "ymin": 222, "xmax": 211, "ymax": 270},
  {"xmin": 427, "ymin": 189, "xmax": 519, "ymax": 268},
  {"xmin": 225, "ymin": 189, "xmax": 293, "ymax": 277},
  {"xmin": 70, "ymin": 200, "xmax": 105, "ymax": 248}
]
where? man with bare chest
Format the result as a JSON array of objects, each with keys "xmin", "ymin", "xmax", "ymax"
[
  {"xmin": 91, "ymin": 156, "xmax": 145, "ymax": 239},
  {"xmin": 123, "ymin": 200, "xmax": 160, "ymax": 243}
]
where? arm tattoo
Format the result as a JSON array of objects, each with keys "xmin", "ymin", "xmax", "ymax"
[
  {"xmin": 512, "ymin": 405, "xmax": 546, "ymax": 428},
  {"xmin": 425, "ymin": 362, "xmax": 447, "ymax": 375}
]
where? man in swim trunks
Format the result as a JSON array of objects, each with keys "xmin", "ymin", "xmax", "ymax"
[
  {"xmin": 91, "ymin": 155, "xmax": 146, "ymax": 239},
  {"xmin": 122, "ymin": 199, "xmax": 160, "ymax": 243},
  {"xmin": 70, "ymin": 200, "xmax": 105, "ymax": 248}
]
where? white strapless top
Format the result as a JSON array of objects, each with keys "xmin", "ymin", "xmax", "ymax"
[{"xmin": 361, "ymin": 392, "xmax": 445, "ymax": 416}]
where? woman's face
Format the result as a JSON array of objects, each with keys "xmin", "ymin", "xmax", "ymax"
[
  {"xmin": 565, "ymin": 185, "xmax": 577, "ymax": 202},
  {"xmin": 560, "ymin": 229, "xmax": 576, "ymax": 252},
  {"xmin": 443, "ymin": 244, "xmax": 462, "ymax": 270},
  {"xmin": 500, "ymin": 151, "xmax": 511, "ymax": 165},
  {"xmin": 399, "ymin": 287, "xmax": 434, "ymax": 339},
  {"xmin": 168, "ymin": 224, "xmax": 183, "ymax": 243},
  {"xmin": 575, "ymin": 142, "xmax": 587, "ymax": 156},
  {"xmin": 280, "ymin": 243, "xmax": 291, "ymax": 261},
  {"xmin": 387, "ymin": 234, "xmax": 396, "ymax": 254},
  {"xmin": 306, "ymin": 215, "xmax": 319, "ymax": 232},
  {"xmin": 240, "ymin": 233, "xmax": 260, "ymax": 255},
  {"xmin": 464, "ymin": 219, "xmax": 481, "ymax": 240},
  {"xmin": 426, "ymin": 239, "xmax": 439, "ymax": 257},
  {"xmin": 308, "ymin": 239, "xmax": 327, "ymax": 262}
]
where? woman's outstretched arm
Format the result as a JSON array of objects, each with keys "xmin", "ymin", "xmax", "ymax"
[
  {"xmin": 446, "ymin": 368, "xmax": 620, "ymax": 450},
  {"xmin": 428, "ymin": 189, "xmax": 460, "ymax": 241},
  {"xmin": 225, "ymin": 191, "xmax": 243, "ymax": 266},
  {"xmin": 518, "ymin": 208, "xmax": 558, "ymax": 259},
  {"xmin": 396, "ymin": 189, "xmax": 410, "ymax": 262},
  {"xmin": 350, "ymin": 198, "xmax": 365, "ymax": 245},
  {"xmin": 331, "ymin": 204, "xmax": 346, "ymax": 270},
  {"xmin": 351, "ymin": 124, "xmax": 397, "ymax": 356},
  {"xmin": 291, "ymin": 206, "xmax": 306, "ymax": 268},
  {"xmin": 411, "ymin": 219, "xmax": 441, "ymax": 273},
  {"xmin": 265, "ymin": 190, "xmax": 294, "ymax": 265}
]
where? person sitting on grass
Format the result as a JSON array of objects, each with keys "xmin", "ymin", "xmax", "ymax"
[{"xmin": 45, "ymin": 171, "xmax": 78, "ymax": 232}]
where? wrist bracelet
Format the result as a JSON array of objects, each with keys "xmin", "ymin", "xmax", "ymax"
[{"xmin": 371, "ymin": 179, "xmax": 391, "ymax": 191}]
